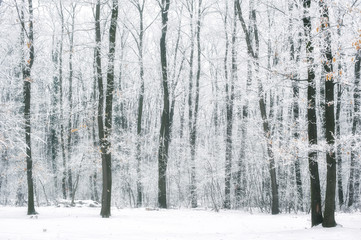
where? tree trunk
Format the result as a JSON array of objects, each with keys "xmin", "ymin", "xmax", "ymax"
[
  {"xmin": 235, "ymin": 0, "xmax": 279, "ymax": 214},
  {"xmin": 289, "ymin": 0, "xmax": 303, "ymax": 212},
  {"xmin": 319, "ymin": 0, "xmax": 337, "ymax": 228},
  {"xmin": 158, "ymin": 0, "xmax": 171, "ymax": 209},
  {"xmin": 95, "ymin": 0, "xmax": 119, "ymax": 218},
  {"xmin": 66, "ymin": 4, "xmax": 76, "ymax": 201},
  {"xmin": 187, "ymin": 0, "xmax": 202, "ymax": 209},
  {"xmin": 302, "ymin": 0, "xmax": 323, "ymax": 227},
  {"xmin": 50, "ymin": 38, "xmax": 59, "ymax": 194},
  {"xmin": 131, "ymin": 0, "xmax": 146, "ymax": 208},
  {"xmin": 336, "ymin": 15, "xmax": 344, "ymax": 207},
  {"xmin": 348, "ymin": 49, "xmax": 361, "ymax": 208},
  {"xmin": 19, "ymin": 0, "xmax": 36, "ymax": 215},
  {"xmin": 57, "ymin": 1, "xmax": 67, "ymax": 200},
  {"xmin": 236, "ymin": 0, "xmax": 254, "ymax": 208}
]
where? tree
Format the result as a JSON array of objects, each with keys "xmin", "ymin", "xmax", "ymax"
[
  {"xmin": 289, "ymin": 0, "xmax": 304, "ymax": 211},
  {"xmin": 130, "ymin": 0, "xmax": 146, "ymax": 208},
  {"xmin": 302, "ymin": 0, "xmax": 323, "ymax": 226},
  {"xmin": 319, "ymin": 0, "xmax": 337, "ymax": 228},
  {"xmin": 66, "ymin": 3, "xmax": 77, "ymax": 202},
  {"xmin": 186, "ymin": 0, "xmax": 202, "ymax": 209},
  {"xmin": 235, "ymin": 0, "xmax": 279, "ymax": 215},
  {"xmin": 158, "ymin": 0, "xmax": 171, "ymax": 209},
  {"xmin": 17, "ymin": 0, "xmax": 37, "ymax": 215},
  {"xmin": 95, "ymin": 0, "xmax": 119, "ymax": 218},
  {"xmin": 348, "ymin": 49, "xmax": 361, "ymax": 208}
]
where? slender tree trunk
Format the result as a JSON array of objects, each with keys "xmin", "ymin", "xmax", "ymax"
[
  {"xmin": 235, "ymin": 0, "xmax": 279, "ymax": 214},
  {"xmin": 158, "ymin": 0, "xmax": 171, "ymax": 209},
  {"xmin": 50, "ymin": 38, "xmax": 59, "ymax": 194},
  {"xmin": 67, "ymin": 5, "xmax": 76, "ymax": 201},
  {"xmin": 223, "ymin": 0, "xmax": 231, "ymax": 209},
  {"xmin": 57, "ymin": 1, "xmax": 67, "ymax": 200},
  {"xmin": 135, "ymin": 1, "xmax": 145, "ymax": 208},
  {"xmin": 302, "ymin": 0, "xmax": 323, "ymax": 227},
  {"xmin": 289, "ymin": 0, "xmax": 303, "ymax": 211},
  {"xmin": 236, "ymin": 0, "xmax": 254, "ymax": 208},
  {"xmin": 187, "ymin": 0, "xmax": 202, "ymax": 209},
  {"xmin": 336, "ymin": 14, "xmax": 344, "ymax": 207},
  {"xmin": 348, "ymin": 50, "xmax": 361, "ymax": 208}
]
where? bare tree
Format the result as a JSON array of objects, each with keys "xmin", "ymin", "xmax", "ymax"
[
  {"xmin": 17, "ymin": 0, "xmax": 37, "ymax": 215},
  {"xmin": 235, "ymin": 0, "xmax": 279, "ymax": 215},
  {"xmin": 302, "ymin": 0, "xmax": 323, "ymax": 226},
  {"xmin": 95, "ymin": 0, "xmax": 119, "ymax": 218},
  {"xmin": 158, "ymin": 0, "xmax": 171, "ymax": 209}
]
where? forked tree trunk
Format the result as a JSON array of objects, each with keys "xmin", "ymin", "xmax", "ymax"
[
  {"xmin": 95, "ymin": 0, "xmax": 119, "ymax": 218},
  {"xmin": 235, "ymin": 0, "xmax": 279, "ymax": 214},
  {"xmin": 302, "ymin": 0, "xmax": 323, "ymax": 227}
]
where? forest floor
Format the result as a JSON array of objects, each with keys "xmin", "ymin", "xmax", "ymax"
[{"xmin": 0, "ymin": 204, "xmax": 360, "ymax": 240}]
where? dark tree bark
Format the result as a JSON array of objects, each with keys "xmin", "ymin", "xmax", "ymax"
[
  {"xmin": 50, "ymin": 37, "xmax": 59, "ymax": 193},
  {"xmin": 235, "ymin": 0, "xmax": 279, "ymax": 215},
  {"xmin": 302, "ymin": 0, "xmax": 323, "ymax": 227},
  {"xmin": 18, "ymin": 0, "xmax": 36, "ymax": 215},
  {"xmin": 95, "ymin": 0, "xmax": 119, "ymax": 218},
  {"xmin": 158, "ymin": 0, "xmax": 171, "ymax": 209},
  {"xmin": 348, "ymin": 49, "xmax": 361, "ymax": 208},
  {"xmin": 319, "ymin": 0, "xmax": 337, "ymax": 228}
]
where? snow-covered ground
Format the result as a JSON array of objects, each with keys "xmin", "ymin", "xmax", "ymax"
[{"xmin": 0, "ymin": 205, "xmax": 360, "ymax": 240}]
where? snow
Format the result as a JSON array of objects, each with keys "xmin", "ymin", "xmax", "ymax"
[{"xmin": 0, "ymin": 206, "xmax": 360, "ymax": 240}]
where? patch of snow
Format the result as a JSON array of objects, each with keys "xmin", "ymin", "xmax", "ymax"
[{"xmin": 0, "ymin": 206, "xmax": 360, "ymax": 240}]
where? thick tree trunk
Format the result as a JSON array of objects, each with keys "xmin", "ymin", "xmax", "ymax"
[
  {"xmin": 319, "ymin": 0, "xmax": 337, "ymax": 228},
  {"xmin": 95, "ymin": 0, "xmax": 105, "ymax": 214},
  {"xmin": 19, "ymin": 0, "xmax": 36, "ymax": 215},
  {"xmin": 158, "ymin": 0, "xmax": 171, "ymax": 209},
  {"xmin": 302, "ymin": 0, "xmax": 323, "ymax": 227},
  {"xmin": 102, "ymin": 0, "xmax": 118, "ymax": 218}
]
